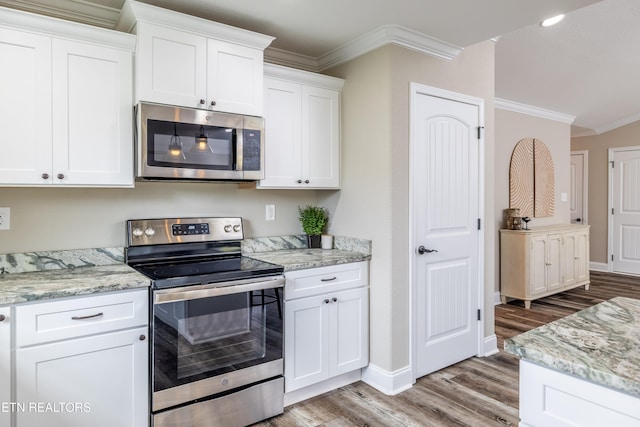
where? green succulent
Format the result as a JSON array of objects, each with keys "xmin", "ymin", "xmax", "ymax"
[{"xmin": 298, "ymin": 205, "xmax": 328, "ymax": 235}]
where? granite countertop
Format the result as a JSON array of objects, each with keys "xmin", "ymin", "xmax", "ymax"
[
  {"xmin": 0, "ymin": 248, "xmax": 149, "ymax": 304},
  {"xmin": 0, "ymin": 235, "xmax": 371, "ymax": 305},
  {"xmin": 504, "ymin": 296, "xmax": 640, "ymax": 397}
]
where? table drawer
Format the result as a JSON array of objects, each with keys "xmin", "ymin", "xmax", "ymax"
[
  {"xmin": 284, "ymin": 261, "xmax": 368, "ymax": 300},
  {"xmin": 16, "ymin": 289, "xmax": 148, "ymax": 347}
]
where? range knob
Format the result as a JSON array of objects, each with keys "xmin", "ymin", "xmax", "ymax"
[
  {"xmin": 144, "ymin": 227, "xmax": 156, "ymax": 237},
  {"xmin": 224, "ymin": 225, "xmax": 232, "ymax": 232},
  {"xmin": 233, "ymin": 224, "xmax": 241, "ymax": 232},
  {"xmin": 132, "ymin": 228, "xmax": 144, "ymax": 238}
]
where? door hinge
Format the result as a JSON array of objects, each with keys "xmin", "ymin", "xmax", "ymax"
[
  {"xmin": 477, "ymin": 126, "xmax": 484, "ymax": 139},
  {"xmin": 612, "ymin": 254, "xmax": 614, "ymax": 261},
  {"xmin": 477, "ymin": 218, "xmax": 481, "ymax": 230},
  {"xmin": 477, "ymin": 309, "xmax": 481, "ymax": 321},
  {"xmin": 612, "ymin": 208, "xmax": 615, "ymax": 215},
  {"xmin": 610, "ymin": 160, "xmax": 615, "ymax": 168}
]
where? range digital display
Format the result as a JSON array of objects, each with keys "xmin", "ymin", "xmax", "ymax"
[{"xmin": 172, "ymin": 223, "xmax": 210, "ymax": 236}]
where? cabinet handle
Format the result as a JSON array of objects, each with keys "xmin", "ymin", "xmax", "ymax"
[
  {"xmin": 321, "ymin": 277, "xmax": 337, "ymax": 282},
  {"xmin": 332, "ymin": 297, "xmax": 337, "ymax": 303},
  {"xmin": 545, "ymin": 262, "xmax": 552, "ymax": 266},
  {"xmin": 41, "ymin": 173, "xmax": 49, "ymax": 180},
  {"xmin": 324, "ymin": 299, "xmax": 330, "ymax": 304},
  {"xmin": 57, "ymin": 173, "xmax": 64, "ymax": 180},
  {"xmin": 0, "ymin": 314, "xmax": 5, "ymax": 322},
  {"xmin": 71, "ymin": 312, "xmax": 103, "ymax": 320}
]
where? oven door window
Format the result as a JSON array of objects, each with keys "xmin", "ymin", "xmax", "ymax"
[
  {"xmin": 152, "ymin": 288, "xmax": 282, "ymax": 393},
  {"xmin": 146, "ymin": 119, "xmax": 236, "ymax": 170}
]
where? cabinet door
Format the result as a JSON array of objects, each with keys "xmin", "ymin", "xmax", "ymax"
[
  {"xmin": 564, "ymin": 233, "xmax": 578, "ymax": 285},
  {"xmin": 52, "ymin": 39, "xmax": 134, "ymax": 186},
  {"xmin": 546, "ymin": 233, "xmax": 563, "ymax": 291},
  {"xmin": 0, "ymin": 28, "xmax": 52, "ymax": 185},
  {"xmin": 329, "ymin": 287, "xmax": 368, "ymax": 377},
  {"xmin": 574, "ymin": 230, "xmax": 590, "ymax": 282},
  {"xmin": 207, "ymin": 40, "xmax": 264, "ymax": 115},
  {"xmin": 531, "ymin": 235, "xmax": 548, "ymax": 295},
  {"xmin": 0, "ymin": 306, "xmax": 10, "ymax": 427},
  {"xmin": 284, "ymin": 296, "xmax": 327, "ymax": 392},
  {"xmin": 302, "ymin": 86, "xmax": 340, "ymax": 188},
  {"xmin": 259, "ymin": 78, "xmax": 303, "ymax": 188},
  {"xmin": 136, "ymin": 23, "xmax": 207, "ymax": 108},
  {"xmin": 16, "ymin": 327, "xmax": 148, "ymax": 427}
]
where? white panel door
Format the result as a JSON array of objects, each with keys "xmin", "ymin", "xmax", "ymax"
[
  {"xmin": 0, "ymin": 28, "xmax": 52, "ymax": 184},
  {"xmin": 611, "ymin": 148, "xmax": 640, "ymax": 274},
  {"xmin": 570, "ymin": 152, "xmax": 587, "ymax": 224},
  {"xmin": 412, "ymin": 86, "xmax": 481, "ymax": 377},
  {"xmin": 52, "ymin": 39, "xmax": 133, "ymax": 186}
]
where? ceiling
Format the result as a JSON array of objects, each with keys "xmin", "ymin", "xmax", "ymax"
[{"xmin": 3, "ymin": 0, "xmax": 638, "ymax": 136}]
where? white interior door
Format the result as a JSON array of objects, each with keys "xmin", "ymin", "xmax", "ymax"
[
  {"xmin": 610, "ymin": 147, "xmax": 640, "ymax": 275},
  {"xmin": 411, "ymin": 84, "xmax": 482, "ymax": 378},
  {"xmin": 570, "ymin": 152, "xmax": 587, "ymax": 224}
]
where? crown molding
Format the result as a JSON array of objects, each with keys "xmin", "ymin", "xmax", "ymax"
[
  {"xmin": 593, "ymin": 112, "xmax": 640, "ymax": 135},
  {"xmin": 0, "ymin": 0, "xmax": 119, "ymax": 28},
  {"xmin": 266, "ymin": 24, "xmax": 463, "ymax": 73},
  {"xmin": 495, "ymin": 98, "xmax": 575, "ymax": 124}
]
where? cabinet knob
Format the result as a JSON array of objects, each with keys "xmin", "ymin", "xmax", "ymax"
[
  {"xmin": 57, "ymin": 173, "xmax": 65, "ymax": 180},
  {"xmin": 297, "ymin": 179, "xmax": 303, "ymax": 184},
  {"xmin": 199, "ymin": 99, "xmax": 205, "ymax": 105},
  {"xmin": 324, "ymin": 299, "xmax": 330, "ymax": 304},
  {"xmin": 210, "ymin": 101, "xmax": 216, "ymax": 107},
  {"xmin": 0, "ymin": 314, "xmax": 5, "ymax": 322},
  {"xmin": 332, "ymin": 297, "xmax": 337, "ymax": 303},
  {"xmin": 41, "ymin": 173, "xmax": 49, "ymax": 180},
  {"xmin": 139, "ymin": 334, "xmax": 146, "ymax": 341},
  {"xmin": 304, "ymin": 179, "xmax": 310, "ymax": 184}
]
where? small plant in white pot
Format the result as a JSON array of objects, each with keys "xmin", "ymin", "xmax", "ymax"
[{"xmin": 297, "ymin": 205, "xmax": 328, "ymax": 248}]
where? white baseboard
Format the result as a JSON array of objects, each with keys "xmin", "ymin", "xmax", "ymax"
[
  {"xmin": 361, "ymin": 363, "xmax": 414, "ymax": 396},
  {"xmin": 494, "ymin": 291, "xmax": 502, "ymax": 305},
  {"xmin": 483, "ymin": 334, "xmax": 499, "ymax": 356},
  {"xmin": 590, "ymin": 261, "xmax": 608, "ymax": 272}
]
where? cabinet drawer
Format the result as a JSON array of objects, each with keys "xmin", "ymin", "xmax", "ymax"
[
  {"xmin": 16, "ymin": 289, "xmax": 148, "ymax": 347},
  {"xmin": 284, "ymin": 261, "xmax": 368, "ymax": 300}
]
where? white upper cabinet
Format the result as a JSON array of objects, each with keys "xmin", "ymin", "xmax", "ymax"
[
  {"xmin": 259, "ymin": 64, "xmax": 344, "ymax": 189},
  {"xmin": 117, "ymin": 0, "xmax": 273, "ymax": 116},
  {"xmin": 0, "ymin": 7, "xmax": 135, "ymax": 187}
]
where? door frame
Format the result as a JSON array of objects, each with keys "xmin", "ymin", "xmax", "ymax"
[
  {"xmin": 570, "ymin": 150, "xmax": 589, "ymax": 225},
  {"xmin": 608, "ymin": 145, "xmax": 640, "ymax": 273},
  {"xmin": 408, "ymin": 82, "xmax": 485, "ymax": 382}
]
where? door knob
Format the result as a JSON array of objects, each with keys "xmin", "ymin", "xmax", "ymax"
[{"xmin": 417, "ymin": 246, "xmax": 438, "ymax": 255}]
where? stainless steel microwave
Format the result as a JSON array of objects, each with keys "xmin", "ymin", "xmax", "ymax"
[{"xmin": 135, "ymin": 102, "xmax": 264, "ymax": 181}]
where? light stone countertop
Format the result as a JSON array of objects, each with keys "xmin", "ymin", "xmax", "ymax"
[
  {"xmin": 504, "ymin": 296, "xmax": 640, "ymax": 397},
  {"xmin": 0, "ymin": 235, "xmax": 371, "ymax": 304}
]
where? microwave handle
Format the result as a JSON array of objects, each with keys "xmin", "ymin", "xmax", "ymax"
[{"xmin": 235, "ymin": 127, "xmax": 243, "ymax": 171}]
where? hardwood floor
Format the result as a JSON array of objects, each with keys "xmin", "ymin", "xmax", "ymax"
[{"xmin": 254, "ymin": 272, "xmax": 640, "ymax": 427}]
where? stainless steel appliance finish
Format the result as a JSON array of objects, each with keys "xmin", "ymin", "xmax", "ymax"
[
  {"xmin": 125, "ymin": 217, "xmax": 284, "ymax": 427},
  {"xmin": 135, "ymin": 102, "xmax": 265, "ymax": 181}
]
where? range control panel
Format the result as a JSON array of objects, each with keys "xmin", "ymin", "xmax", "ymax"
[{"xmin": 127, "ymin": 217, "xmax": 243, "ymax": 246}]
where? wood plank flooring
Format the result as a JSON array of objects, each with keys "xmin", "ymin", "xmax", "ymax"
[{"xmin": 254, "ymin": 271, "xmax": 640, "ymax": 427}]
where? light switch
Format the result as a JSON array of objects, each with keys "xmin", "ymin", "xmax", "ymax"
[{"xmin": 561, "ymin": 192, "xmax": 568, "ymax": 202}]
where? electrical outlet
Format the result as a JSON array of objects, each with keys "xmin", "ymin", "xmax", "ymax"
[
  {"xmin": 265, "ymin": 204, "xmax": 276, "ymax": 221},
  {"xmin": 0, "ymin": 207, "xmax": 9, "ymax": 230}
]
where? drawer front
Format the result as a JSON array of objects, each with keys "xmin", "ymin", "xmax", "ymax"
[
  {"xmin": 16, "ymin": 289, "xmax": 148, "ymax": 347},
  {"xmin": 285, "ymin": 261, "xmax": 368, "ymax": 300}
]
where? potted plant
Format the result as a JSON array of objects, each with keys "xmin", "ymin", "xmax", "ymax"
[{"xmin": 297, "ymin": 205, "xmax": 328, "ymax": 248}]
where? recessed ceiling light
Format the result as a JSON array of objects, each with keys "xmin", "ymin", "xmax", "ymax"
[{"xmin": 541, "ymin": 14, "xmax": 565, "ymax": 27}]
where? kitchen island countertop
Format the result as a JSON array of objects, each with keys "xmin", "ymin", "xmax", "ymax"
[{"xmin": 504, "ymin": 296, "xmax": 640, "ymax": 397}]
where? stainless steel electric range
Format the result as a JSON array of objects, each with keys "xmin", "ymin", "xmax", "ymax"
[{"xmin": 125, "ymin": 217, "xmax": 285, "ymax": 427}]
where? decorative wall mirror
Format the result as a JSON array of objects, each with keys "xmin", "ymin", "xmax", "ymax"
[{"xmin": 509, "ymin": 138, "xmax": 555, "ymax": 218}]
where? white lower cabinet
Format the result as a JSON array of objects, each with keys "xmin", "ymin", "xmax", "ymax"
[
  {"xmin": 14, "ymin": 290, "xmax": 149, "ymax": 427},
  {"xmin": 284, "ymin": 262, "xmax": 369, "ymax": 393},
  {"xmin": 0, "ymin": 306, "xmax": 10, "ymax": 427}
]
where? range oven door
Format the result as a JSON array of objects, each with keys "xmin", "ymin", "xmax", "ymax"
[{"xmin": 151, "ymin": 275, "xmax": 284, "ymax": 413}]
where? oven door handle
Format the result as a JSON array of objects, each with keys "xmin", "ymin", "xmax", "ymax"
[{"xmin": 153, "ymin": 275, "xmax": 285, "ymax": 304}]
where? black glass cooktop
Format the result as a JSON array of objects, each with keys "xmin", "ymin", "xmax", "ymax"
[{"xmin": 131, "ymin": 256, "xmax": 284, "ymax": 289}]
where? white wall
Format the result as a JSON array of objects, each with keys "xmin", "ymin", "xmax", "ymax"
[{"xmin": 0, "ymin": 182, "xmax": 321, "ymax": 253}]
